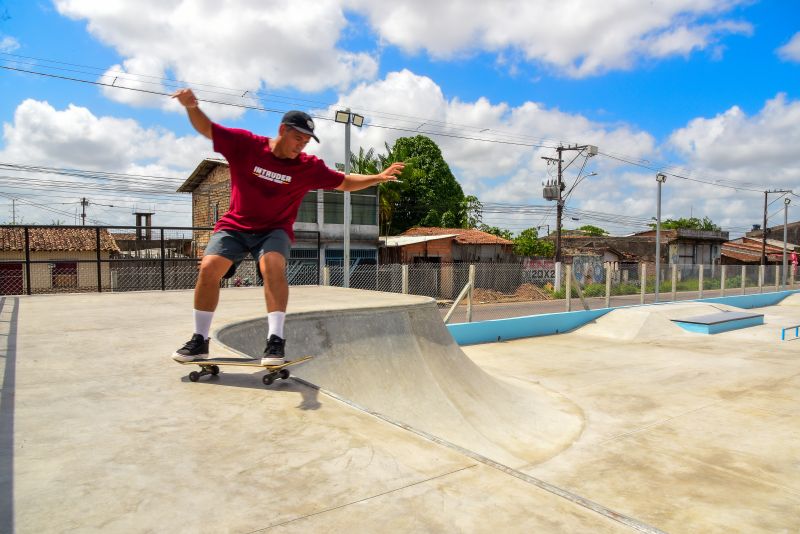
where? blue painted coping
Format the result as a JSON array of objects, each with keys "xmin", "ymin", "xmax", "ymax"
[
  {"xmin": 672, "ymin": 315, "xmax": 764, "ymax": 335},
  {"xmin": 446, "ymin": 289, "xmax": 800, "ymax": 346}
]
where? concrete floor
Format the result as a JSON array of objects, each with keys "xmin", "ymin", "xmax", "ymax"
[{"xmin": 1, "ymin": 287, "xmax": 799, "ymax": 533}]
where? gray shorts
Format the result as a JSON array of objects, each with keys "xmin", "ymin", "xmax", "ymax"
[{"xmin": 205, "ymin": 229, "xmax": 291, "ymax": 278}]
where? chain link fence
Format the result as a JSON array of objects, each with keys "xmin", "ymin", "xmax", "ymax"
[{"xmin": 3, "ymin": 225, "xmax": 798, "ymax": 324}]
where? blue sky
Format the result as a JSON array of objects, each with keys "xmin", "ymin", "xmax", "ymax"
[{"xmin": 1, "ymin": 0, "xmax": 799, "ymax": 237}]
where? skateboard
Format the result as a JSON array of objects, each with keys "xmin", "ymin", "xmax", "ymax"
[{"xmin": 177, "ymin": 355, "xmax": 313, "ymax": 386}]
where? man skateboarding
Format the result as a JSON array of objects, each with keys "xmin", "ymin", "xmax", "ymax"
[{"xmin": 170, "ymin": 88, "xmax": 404, "ymax": 365}]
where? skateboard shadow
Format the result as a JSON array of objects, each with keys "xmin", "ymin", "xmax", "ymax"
[{"xmin": 180, "ymin": 372, "xmax": 321, "ymax": 410}]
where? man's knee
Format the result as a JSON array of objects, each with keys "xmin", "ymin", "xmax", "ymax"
[
  {"xmin": 260, "ymin": 253, "xmax": 287, "ymax": 280},
  {"xmin": 198, "ymin": 256, "xmax": 233, "ymax": 283}
]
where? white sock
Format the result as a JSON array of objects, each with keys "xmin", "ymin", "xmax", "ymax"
[
  {"xmin": 193, "ymin": 309, "xmax": 214, "ymax": 339},
  {"xmin": 268, "ymin": 311, "xmax": 285, "ymax": 339}
]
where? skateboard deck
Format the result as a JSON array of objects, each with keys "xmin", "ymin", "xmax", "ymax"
[{"xmin": 177, "ymin": 355, "xmax": 313, "ymax": 386}]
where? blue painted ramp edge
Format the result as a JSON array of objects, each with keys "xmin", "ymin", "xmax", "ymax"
[
  {"xmin": 672, "ymin": 315, "xmax": 764, "ymax": 334},
  {"xmin": 447, "ymin": 308, "xmax": 611, "ymax": 346},
  {"xmin": 446, "ymin": 289, "xmax": 799, "ymax": 346}
]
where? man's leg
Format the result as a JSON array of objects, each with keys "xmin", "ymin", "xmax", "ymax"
[
  {"xmin": 259, "ymin": 251, "xmax": 288, "ymax": 313},
  {"xmin": 172, "ymin": 254, "xmax": 234, "ymax": 362},
  {"xmin": 194, "ymin": 254, "xmax": 234, "ymax": 312},
  {"xmin": 259, "ymin": 247, "xmax": 289, "ymax": 365}
]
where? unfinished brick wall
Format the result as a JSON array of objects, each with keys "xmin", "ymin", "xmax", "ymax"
[{"xmin": 192, "ymin": 165, "xmax": 231, "ymax": 255}]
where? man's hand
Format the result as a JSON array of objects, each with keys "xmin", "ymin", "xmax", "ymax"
[
  {"xmin": 172, "ymin": 88, "xmax": 199, "ymax": 109},
  {"xmin": 379, "ymin": 162, "xmax": 405, "ymax": 182},
  {"xmin": 172, "ymin": 88, "xmax": 212, "ymax": 139}
]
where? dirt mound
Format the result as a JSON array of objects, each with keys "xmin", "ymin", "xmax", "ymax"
[{"xmin": 472, "ymin": 283, "xmax": 553, "ymax": 304}]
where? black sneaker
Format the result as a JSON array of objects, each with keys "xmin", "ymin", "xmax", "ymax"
[
  {"xmin": 261, "ymin": 334, "xmax": 286, "ymax": 365},
  {"xmin": 172, "ymin": 334, "xmax": 210, "ymax": 362}
]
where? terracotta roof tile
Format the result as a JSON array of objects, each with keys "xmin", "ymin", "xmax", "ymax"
[
  {"xmin": 0, "ymin": 227, "xmax": 121, "ymax": 253},
  {"xmin": 400, "ymin": 227, "xmax": 513, "ymax": 245}
]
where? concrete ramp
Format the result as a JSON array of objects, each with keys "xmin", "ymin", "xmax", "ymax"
[
  {"xmin": 215, "ymin": 298, "xmax": 583, "ymax": 468},
  {"xmin": 572, "ymin": 302, "xmax": 742, "ymax": 342},
  {"xmin": 777, "ymin": 292, "xmax": 800, "ymax": 307}
]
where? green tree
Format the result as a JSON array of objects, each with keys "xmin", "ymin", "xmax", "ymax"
[
  {"xmin": 463, "ymin": 195, "xmax": 482, "ymax": 228},
  {"xmin": 577, "ymin": 225, "xmax": 608, "ymax": 236},
  {"xmin": 648, "ymin": 216, "xmax": 721, "ymax": 231},
  {"xmin": 478, "ymin": 224, "xmax": 513, "ymax": 240},
  {"xmin": 381, "ymin": 135, "xmax": 467, "ymax": 233},
  {"xmin": 513, "ymin": 227, "xmax": 555, "ymax": 257}
]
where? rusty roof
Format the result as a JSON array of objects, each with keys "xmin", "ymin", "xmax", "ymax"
[
  {"xmin": 176, "ymin": 158, "xmax": 228, "ymax": 193},
  {"xmin": 400, "ymin": 227, "xmax": 513, "ymax": 245},
  {"xmin": 0, "ymin": 227, "xmax": 121, "ymax": 253}
]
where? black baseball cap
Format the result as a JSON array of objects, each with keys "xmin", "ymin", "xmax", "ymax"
[{"xmin": 281, "ymin": 110, "xmax": 319, "ymax": 142}]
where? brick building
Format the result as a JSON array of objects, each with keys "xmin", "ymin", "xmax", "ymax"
[
  {"xmin": 379, "ymin": 227, "xmax": 515, "ymax": 264},
  {"xmin": 0, "ymin": 227, "xmax": 120, "ymax": 294}
]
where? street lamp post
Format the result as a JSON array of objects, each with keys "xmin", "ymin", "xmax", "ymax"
[
  {"xmin": 334, "ymin": 108, "xmax": 364, "ymax": 288},
  {"xmin": 655, "ymin": 173, "xmax": 667, "ymax": 302},
  {"xmin": 783, "ymin": 198, "xmax": 791, "ymax": 288}
]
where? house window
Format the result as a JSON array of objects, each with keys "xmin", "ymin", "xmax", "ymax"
[
  {"xmin": 212, "ymin": 202, "xmax": 219, "ymax": 223},
  {"xmin": 324, "ymin": 191, "xmax": 343, "ymax": 224},
  {"xmin": 352, "ymin": 186, "xmax": 378, "ymax": 225},
  {"xmin": 296, "ymin": 191, "xmax": 318, "ymax": 223},
  {"xmin": 324, "ymin": 188, "xmax": 377, "ymax": 225}
]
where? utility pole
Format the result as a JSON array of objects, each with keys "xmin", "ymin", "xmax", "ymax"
[
  {"xmin": 783, "ymin": 198, "xmax": 791, "ymax": 288},
  {"xmin": 81, "ymin": 197, "xmax": 89, "ymax": 226},
  {"xmin": 761, "ymin": 190, "xmax": 792, "ymax": 265},
  {"xmin": 541, "ymin": 144, "xmax": 598, "ymax": 263}
]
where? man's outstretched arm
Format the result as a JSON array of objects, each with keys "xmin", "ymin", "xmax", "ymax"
[
  {"xmin": 172, "ymin": 88, "xmax": 212, "ymax": 140},
  {"xmin": 336, "ymin": 162, "xmax": 405, "ymax": 192}
]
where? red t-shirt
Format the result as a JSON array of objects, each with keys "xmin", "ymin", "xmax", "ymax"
[{"xmin": 211, "ymin": 123, "xmax": 344, "ymax": 240}]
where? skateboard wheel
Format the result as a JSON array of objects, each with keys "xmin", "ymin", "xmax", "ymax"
[
  {"xmin": 262, "ymin": 374, "xmax": 275, "ymax": 386},
  {"xmin": 210, "ymin": 365, "xmax": 220, "ymax": 375},
  {"xmin": 279, "ymin": 369, "xmax": 290, "ymax": 380},
  {"xmin": 189, "ymin": 371, "xmax": 200, "ymax": 382}
]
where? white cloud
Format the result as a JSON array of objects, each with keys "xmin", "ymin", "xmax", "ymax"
[
  {"xmin": 54, "ymin": 0, "xmax": 378, "ymax": 114},
  {"xmin": 0, "ymin": 99, "xmax": 212, "ymax": 225},
  {"xmin": 302, "ymin": 70, "xmax": 656, "ymax": 232},
  {"xmin": 664, "ymin": 94, "xmax": 800, "ymax": 233},
  {"xmin": 346, "ymin": 0, "xmax": 752, "ymax": 77},
  {"xmin": 0, "ymin": 35, "xmax": 19, "ymax": 52},
  {"xmin": 777, "ymin": 32, "xmax": 800, "ymax": 62}
]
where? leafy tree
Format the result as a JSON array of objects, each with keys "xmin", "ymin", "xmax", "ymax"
[
  {"xmin": 463, "ymin": 195, "xmax": 482, "ymax": 228},
  {"xmin": 577, "ymin": 225, "xmax": 608, "ymax": 236},
  {"xmin": 380, "ymin": 135, "xmax": 467, "ymax": 233},
  {"xmin": 648, "ymin": 216, "xmax": 721, "ymax": 231},
  {"xmin": 513, "ymin": 227, "xmax": 555, "ymax": 257},
  {"xmin": 349, "ymin": 147, "xmax": 379, "ymax": 175},
  {"xmin": 478, "ymin": 224, "xmax": 513, "ymax": 240}
]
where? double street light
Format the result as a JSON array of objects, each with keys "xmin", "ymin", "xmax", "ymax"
[{"xmin": 334, "ymin": 109, "xmax": 365, "ymax": 288}]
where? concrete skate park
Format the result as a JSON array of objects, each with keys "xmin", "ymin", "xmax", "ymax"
[{"xmin": 2, "ymin": 286, "xmax": 799, "ymax": 533}]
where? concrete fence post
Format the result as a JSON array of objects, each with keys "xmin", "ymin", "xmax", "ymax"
[
  {"xmin": 640, "ymin": 263, "xmax": 646, "ymax": 304},
  {"xmin": 554, "ymin": 262, "xmax": 562, "ymax": 292},
  {"xmin": 698, "ymin": 264, "xmax": 704, "ymax": 299},
  {"xmin": 775, "ymin": 265, "xmax": 780, "ymax": 291},
  {"xmin": 401, "ymin": 264, "xmax": 409, "ymax": 294},
  {"xmin": 565, "ymin": 265, "xmax": 572, "ymax": 312},
  {"xmin": 467, "ymin": 264, "xmax": 475, "ymax": 323},
  {"xmin": 671, "ymin": 264, "xmax": 678, "ymax": 302},
  {"xmin": 758, "ymin": 265, "xmax": 764, "ymax": 294},
  {"xmin": 605, "ymin": 263, "xmax": 612, "ymax": 308},
  {"xmin": 741, "ymin": 265, "xmax": 747, "ymax": 295},
  {"xmin": 322, "ymin": 266, "xmax": 330, "ymax": 286},
  {"xmin": 721, "ymin": 264, "xmax": 727, "ymax": 296}
]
